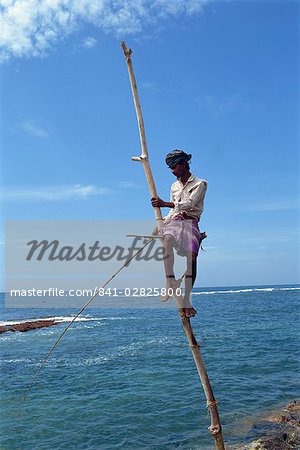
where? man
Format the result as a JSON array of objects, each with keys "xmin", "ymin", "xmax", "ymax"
[{"xmin": 151, "ymin": 149, "xmax": 207, "ymax": 318}]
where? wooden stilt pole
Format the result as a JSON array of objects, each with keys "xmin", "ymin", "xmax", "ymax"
[
  {"xmin": 121, "ymin": 42, "xmax": 164, "ymax": 232},
  {"xmin": 121, "ymin": 42, "xmax": 226, "ymax": 450}
]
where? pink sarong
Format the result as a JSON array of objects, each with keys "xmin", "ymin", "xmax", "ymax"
[{"xmin": 159, "ymin": 215, "xmax": 202, "ymax": 257}]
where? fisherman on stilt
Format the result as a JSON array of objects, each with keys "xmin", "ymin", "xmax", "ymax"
[{"xmin": 151, "ymin": 150, "xmax": 207, "ymax": 318}]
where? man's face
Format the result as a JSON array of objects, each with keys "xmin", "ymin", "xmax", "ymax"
[{"xmin": 171, "ymin": 162, "xmax": 186, "ymax": 178}]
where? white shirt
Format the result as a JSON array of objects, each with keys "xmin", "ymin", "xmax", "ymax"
[{"xmin": 164, "ymin": 174, "xmax": 207, "ymax": 223}]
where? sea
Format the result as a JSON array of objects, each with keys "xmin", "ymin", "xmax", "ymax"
[{"xmin": 0, "ymin": 285, "xmax": 299, "ymax": 450}]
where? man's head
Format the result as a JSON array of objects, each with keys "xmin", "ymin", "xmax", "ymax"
[{"xmin": 165, "ymin": 149, "xmax": 192, "ymax": 178}]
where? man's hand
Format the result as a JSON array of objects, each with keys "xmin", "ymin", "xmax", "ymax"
[
  {"xmin": 151, "ymin": 196, "xmax": 166, "ymax": 208},
  {"xmin": 151, "ymin": 226, "xmax": 159, "ymax": 236}
]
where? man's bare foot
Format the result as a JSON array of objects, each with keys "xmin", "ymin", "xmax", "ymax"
[
  {"xmin": 185, "ymin": 307, "xmax": 197, "ymax": 318},
  {"xmin": 178, "ymin": 307, "xmax": 197, "ymax": 318},
  {"xmin": 178, "ymin": 295, "xmax": 197, "ymax": 317},
  {"xmin": 160, "ymin": 278, "xmax": 181, "ymax": 302}
]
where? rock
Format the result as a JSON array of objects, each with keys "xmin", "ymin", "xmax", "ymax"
[
  {"xmin": 0, "ymin": 319, "xmax": 61, "ymax": 334},
  {"xmin": 230, "ymin": 401, "xmax": 300, "ymax": 450}
]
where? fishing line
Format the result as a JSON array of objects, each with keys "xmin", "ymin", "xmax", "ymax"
[{"xmin": 18, "ymin": 236, "xmax": 155, "ymax": 418}]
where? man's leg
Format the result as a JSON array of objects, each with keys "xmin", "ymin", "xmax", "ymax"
[
  {"xmin": 163, "ymin": 234, "xmax": 175, "ymax": 281},
  {"xmin": 182, "ymin": 252, "xmax": 197, "ymax": 317},
  {"xmin": 160, "ymin": 234, "xmax": 179, "ymax": 301}
]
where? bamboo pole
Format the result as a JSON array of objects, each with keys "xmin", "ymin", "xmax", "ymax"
[
  {"xmin": 121, "ymin": 41, "xmax": 226, "ymax": 450},
  {"xmin": 121, "ymin": 42, "xmax": 164, "ymax": 232}
]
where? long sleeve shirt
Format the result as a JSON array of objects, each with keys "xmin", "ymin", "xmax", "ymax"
[{"xmin": 164, "ymin": 174, "xmax": 207, "ymax": 223}]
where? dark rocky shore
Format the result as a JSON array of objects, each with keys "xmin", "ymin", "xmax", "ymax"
[
  {"xmin": 231, "ymin": 400, "xmax": 300, "ymax": 450},
  {"xmin": 0, "ymin": 318, "xmax": 62, "ymax": 333}
]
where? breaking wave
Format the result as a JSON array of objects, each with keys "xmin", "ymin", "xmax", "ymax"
[
  {"xmin": 193, "ymin": 286, "xmax": 300, "ymax": 296},
  {"xmin": 0, "ymin": 316, "xmax": 137, "ymax": 327}
]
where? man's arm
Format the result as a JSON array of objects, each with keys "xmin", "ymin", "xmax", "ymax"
[
  {"xmin": 151, "ymin": 192, "xmax": 176, "ymax": 226},
  {"xmin": 150, "ymin": 197, "xmax": 171, "ymax": 236},
  {"xmin": 151, "ymin": 196, "xmax": 174, "ymax": 209}
]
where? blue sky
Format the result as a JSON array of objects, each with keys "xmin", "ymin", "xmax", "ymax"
[{"xmin": 0, "ymin": 0, "xmax": 299, "ymax": 287}]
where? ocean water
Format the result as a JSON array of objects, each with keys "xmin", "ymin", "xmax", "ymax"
[{"xmin": 0, "ymin": 285, "xmax": 299, "ymax": 450}]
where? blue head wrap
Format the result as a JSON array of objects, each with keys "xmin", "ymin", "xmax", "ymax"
[{"xmin": 165, "ymin": 150, "xmax": 192, "ymax": 168}]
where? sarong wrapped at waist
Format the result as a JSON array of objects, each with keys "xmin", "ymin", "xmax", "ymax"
[{"xmin": 159, "ymin": 215, "xmax": 202, "ymax": 257}]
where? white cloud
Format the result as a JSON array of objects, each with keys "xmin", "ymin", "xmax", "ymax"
[
  {"xmin": 1, "ymin": 184, "xmax": 111, "ymax": 201},
  {"xmin": 82, "ymin": 36, "xmax": 97, "ymax": 48},
  {"xmin": 119, "ymin": 180, "xmax": 141, "ymax": 188},
  {"xmin": 17, "ymin": 120, "xmax": 49, "ymax": 138},
  {"xmin": 241, "ymin": 199, "xmax": 299, "ymax": 212},
  {"xmin": 0, "ymin": 0, "xmax": 210, "ymax": 60},
  {"xmin": 141, "ymin": 81, "xmax": 158, "ymax": 91},
  {"xmin": 197, "ymin": 93, "xmax": 247, "ymax": 117}
]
